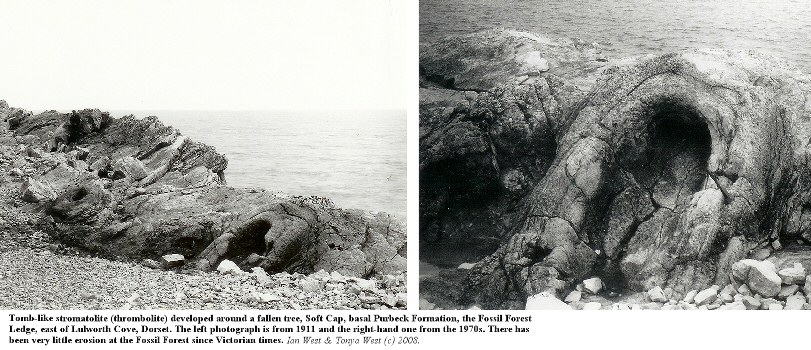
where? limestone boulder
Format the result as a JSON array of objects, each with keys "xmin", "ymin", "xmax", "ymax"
[
  {"xmin": 647, "ymin": 286, "xmax": 667, "ymax": 303},
  {"xmin": 693, "ymin": 287, "xmax": 719, "ymax": 306},
  {"xmin": 564, "ymin": 290, "xmax": 582, "ymax": 303},
  {"xmin": 582, "ymin": 277, "xmax": 603, "ymax": 294},
  {"xmin": 216, "ymin": 259, "xmax": 242, "ymax": 275},
  {"xmin": 731, "ymin": 259, "xmax": 782, "ymax": 298},
  {"xmin": 785, "ymin": 295, "xmax": 806, "ymax": 310},
  {"xmin": 20, "ymin": 179, "xmax": 56, "ymax": 203},
  {"xmin": 112, "ymin": 157, "xmax": 148, "ymax": 181},
  {"xmin": 777, "ymin": 263, "xmax": 806, "ymax": 285},
  {"xmin": 741, "ymin": 296, "xmax": 761, "ymax": 310},
  {"xmin": 160, "ymin": 254, "xmax": 185, "ymax": 268}
]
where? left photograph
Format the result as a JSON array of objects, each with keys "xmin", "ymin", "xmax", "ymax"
[{"xmin": 0, "ymin": 0, "xmax": 407, "ymax": 310}]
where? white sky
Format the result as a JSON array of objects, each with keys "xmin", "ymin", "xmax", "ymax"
[{"xmin": 0, "ymin": 0, "xmax": 407, "ymax": 111}]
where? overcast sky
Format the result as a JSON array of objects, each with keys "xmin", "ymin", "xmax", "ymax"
[{"xmin": 0, "ymin": 0, "xmax": 407, "ymax": 111}]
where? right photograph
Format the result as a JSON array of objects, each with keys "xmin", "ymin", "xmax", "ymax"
[{"xmin": 419, "ymin": 0, "xmax": 811, "ymax": 310}]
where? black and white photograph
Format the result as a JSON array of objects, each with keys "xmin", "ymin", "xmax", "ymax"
[
  {"xmin": 419, "ymin": 0, "xmax": 811, "ymax": 310},
  {"xmin": 0, "ymin": 0, "xmax": 407, "ymax": 310}
]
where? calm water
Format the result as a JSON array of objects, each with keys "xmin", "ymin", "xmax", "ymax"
[
  {"xmin": 116, "ymin": 110, "xmax": 406, "ymax": 219},
  {"xmin": 421, "ymin": 0, "xmax": 811, "ymax": 73}
]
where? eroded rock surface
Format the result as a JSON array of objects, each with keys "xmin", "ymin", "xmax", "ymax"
[
  {"xmin": 0, "ymin": 106, "xmax": 406, "ymax": 279},
  {"xmin": 420, "ymin": 29, "xmax": 811, "ymax": 309},
  {"xmin": 419, "ymin": 30, "xmax": 598, "ymax": 269}
]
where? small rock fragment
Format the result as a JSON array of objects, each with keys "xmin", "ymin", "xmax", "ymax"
[
  {"xmin": 719, "ymin": 292, "xmax": 734, "ymax": 303},
  {"xmin": 751, "ymin": 248, "xmax": 771, "ymax": 261},
  {"xmin": 256, "ymin": 293, "xmax": 281, "ymax": 303},
  {"xmin": 693, "ymin": 286, "xmax": 719, "ymax": 306},
  {"xmin": 777, "ymin": 263, "xmax": 806, "ymax": 285},
  {"xmin": 395, "ymin": 292, "xmax": 407, "ymax": 307},
  {"xmin": 736, "ymin": 284, "xmax": 752, "ymax": 296},
  {"xmin": 719, "ymin": 301, "xmax": 747, "ymax": 310},
  {"xmin": 244, "ymin": 253, "xmax": 264, "ymax": 265},
  {"xmin": 25, "ymin": 146, "xmax": 43, "ymax": 158},
  {"xmin": 642, "ymin": 302, "xmax": 662, "ymax": 310},
  {"xmin": 216, "ymin": 259, "xmax": 243, "ymax": 275},
  {"xmin": 647, "ymin": 286, "xmax": 667, "ymax": 303},
  {"xmin": 682, "ymin": 289, "xmax": 698, "ymax": 303},
  {"xmin": 300, "ymin": 278, "xmax": 324, "ymax": 293},
  {"xmin": 564, "ymin": 290, "xmax": 582, "ymax": 303},
  {"xmin": 741, "ymin": 296, "xmax": 761, "ymax": 310},
  {"xmin": 759, "ymin": 298, "xmax": 778, "ymax": 310},
  {"xmin": 785, "ymin": 295, "xmax": 805, "ymax": 310},
  {"xmin": 251, "ymin": 267, "xmax": 272, "ymax": 284},
  {"xmin": 330, "ymin": 271, "xmax": 346, "ymax": 283},
  {"xmin": 350, "ymin": 278, "xmax": 376, "ymax": 292},
  {"xmin": 582, "ymin": 277, "xmax": 603, "ymax": 294},
  {"xmin": 525, "ymin": 292, "xmax": 572, "ymax": 310},
  {"xmin": 141, "ymin": 259, "xmax": 162, "ymax": 269},
  {"xmin": 778, "ymin": 284, "xmax": 799, "ymax": 299},
  {"xmin": 160, "ymin": 254, "xmax": 185, "ymax": 268},
  {"xmin": 312, "ymin": 269, "xmax": 330, "ymax": 280},
  {"xmin": 419, "ymin": 299, "xmax": 435, "ymax": 310},
  {"xmin": 457, "ymin": 262, "xmax": 475, "ymax": 270},
  {"xmin": 720, "ymin": 284, "xmax": 736, "ymax": 297}
]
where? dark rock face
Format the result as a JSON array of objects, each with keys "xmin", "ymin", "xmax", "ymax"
[
  {"xmin": 0, "ymin": 105, "xmax": 405, "ymax": 279},
  {"xmin": 419, "ymin": 77, "xmax": 584, "ymax": 267},
  {"xmin": 420, "ymin": 29, "xmax": 811, "ymax": 309},
  {"xmin": 419, "ymin": 29, "xmax": 593, "ymax": 269}
]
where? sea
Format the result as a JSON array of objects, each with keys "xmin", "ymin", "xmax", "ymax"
[
  {"xmin": 114, "ymin": 110, "xmax": 407, "ymax": 220},
  {"xmin": 420, "ymin": 0, "xmax": 811, "ymax": 73}
]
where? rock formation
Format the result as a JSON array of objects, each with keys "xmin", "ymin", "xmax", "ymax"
[
  {"xmin": 420, "ymin": 29, "xmax": 811, "ymax": 309},
  {"xmin": 0, "ymin": 105, "xmax": 406, "ymax": 279}
]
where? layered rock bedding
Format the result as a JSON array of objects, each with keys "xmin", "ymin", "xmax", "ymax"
[
  {"xmin": 0, "ymin": 102, "xmax": 406, "ymax": 309},
  {"xmin": 419, "ymin": 28, "xmax": 811, "ymax": 309}
]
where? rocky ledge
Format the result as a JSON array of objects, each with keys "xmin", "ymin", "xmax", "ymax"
[
  {"xmin": 0, "ymin": 102, "xmax": 406, "ymax": 309},
  {"xmin": 420, "ymin": 28, "xmax": 811, "ymax": 309}
]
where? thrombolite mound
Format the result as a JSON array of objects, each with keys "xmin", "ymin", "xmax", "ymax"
[
  {"xmin": 0, "ymin": 104, "xmax": 406, "ymax": 279},
  {"xmin": 419, "ymin": 30, "xmax": 593, "ymax": 268},
  {"xmin": 419, "ymin": 29, "xmax": 811, "ymax": 309}
]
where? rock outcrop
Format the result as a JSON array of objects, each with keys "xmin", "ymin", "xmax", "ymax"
[
  {"xmin": 419, "ymin": 30, "xmax": 592, "ymax": 268},
  {"xmin": 0, "ymin": 105, "xmax": 406, "ymax": 279},
  {"xmin": 420, "ymin": 29, "xmax": 811, "ymax": 309}
]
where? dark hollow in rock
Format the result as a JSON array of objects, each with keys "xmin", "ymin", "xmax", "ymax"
[
  {"xmin": 225, "ymin": 219, "xmax": 272, "ymax": 267},
  {"xmin": 71, "ymin": 187, "xmax": 89, "ymax": 202},
  {"xmin": 597, "ymin": 100, "xmax": 715, "ymax": 290}
]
